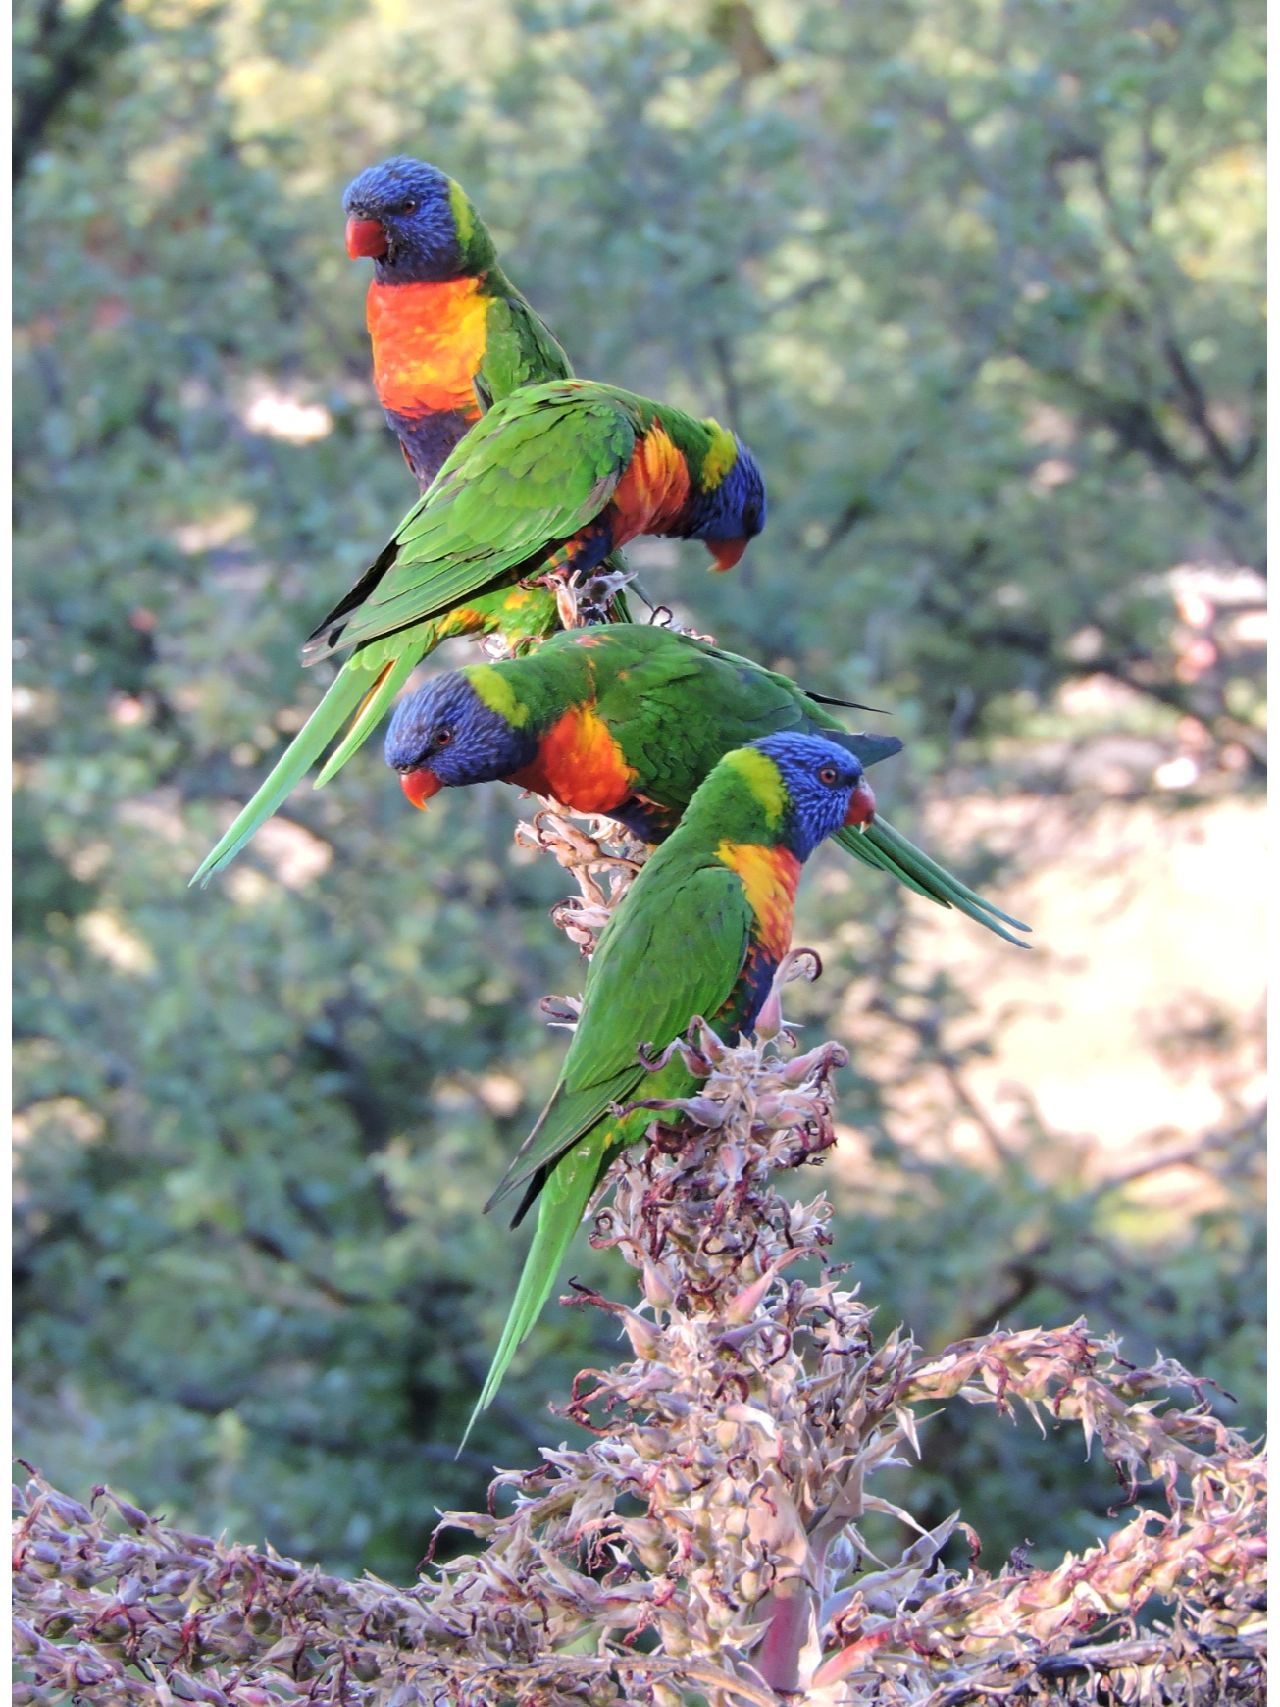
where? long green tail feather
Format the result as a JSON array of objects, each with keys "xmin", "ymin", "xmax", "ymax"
[
  {"xmin": 869, "ymin": 817, "xmax": 1031, "ymax": 934},
  {"xmin": 190, "ymin": 663, "xmax": 377, "ymax": 886},
  {"xmin": 314, "ymin": 648, "xmax": 423, "ymax": 786},
  {"xmin": 461, "ymin": 1137, "xmax": 600, "ymax": 1450},
  {"xmin": 836, "ymin": 821, "xmax": 941, "ymax": 902},
  {"xmin": 835, "ymin": 815, "xmax": 1031, "ymax": 947}
]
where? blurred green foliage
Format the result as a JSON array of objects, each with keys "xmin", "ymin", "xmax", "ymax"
[{"xmin": 13, "ymin": 0, "xmax": 1263, "ymax": 1578}]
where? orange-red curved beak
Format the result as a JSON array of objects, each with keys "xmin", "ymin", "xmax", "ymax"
[
  {"xmin": 345, "ymin": 216, "xmax": 388, "ymax": 260},
  {"xmin": 844, "ymin": 775, "xmax": 877, "ymax": 827},
  {"xmin": 707, "ymin": 536, "xmax": 747, "ymax": 573},
  {"xmin": 400, "ymin": 768, "xmax": 442, "ymax": 810}
]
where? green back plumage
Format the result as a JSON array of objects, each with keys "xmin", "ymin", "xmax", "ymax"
[
  {"xmin": 463, "ymin": 754, "xmax": 779, "ymax": 1443},
  {"xmin": 302, "ymin": 382, "xmax": 645, "ymax": 662},
  {"xmin": 475, "ymin": 284, "xmax": 574, "ymax": 406},
  {"xmin": 444, "ymin": 179, "xmax": 573, "ymax": 392},
  {"xmin": 487, "ymin": 858, "xmax": 753, "ymax": 1217},
  {"xmin": 442, "ymin": 626, "xmax": 1030, "ymax": 945}
]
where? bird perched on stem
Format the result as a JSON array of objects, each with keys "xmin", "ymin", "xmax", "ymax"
[
  {"xmin": 303, "ymin": 379, "xmax": 765, "ymax": 664},
  {"xmin": 342, "ymin": 157, "xmax": 636, "ymax": 621},
  {"xmin": 191, "ymin": 383, "xmax": 764, "ymax": 884},
  {"xmin": 383, "ymin": 624, "xmax": 1030, "ymax": 945},
  {"xmin": 464, "ymin": 732, "xmax": 876, "ymax": 1441},
  {"xmin": 342, "ymin": 154, "xmax": 576, "ymax": 493}
]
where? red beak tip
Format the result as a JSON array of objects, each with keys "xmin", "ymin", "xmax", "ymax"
[
  {"xmin": 345, "ymin": 216, "xmax": 388, "ymax": 260},
  {"xmin": 399, "ymin": 769, "xmax": 441, "ymax": 810},
  {"xmin": 709, "ymin": 537, "xmax": 746, "ymax": 573},
  {"xmin": 845, "ymin": 779, "xmax": 877, "ymax": 827}
]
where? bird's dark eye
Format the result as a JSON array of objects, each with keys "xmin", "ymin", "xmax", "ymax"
[
  {"xmin": 434, "ymin": 726, "xmax": 453, "ymax": 748},
  {"xmin": 400, "ymin": 198, "xmax": 418, "ymax": 215},
  {"xmin": 818, "ymin": 764, "xmax": 840, "ymax": 786}
]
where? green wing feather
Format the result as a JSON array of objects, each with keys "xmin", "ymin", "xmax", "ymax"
[
  {"xmin": 479, "ymin": 292, "xmax": 574, "ymax": 397},
  {"xmin": 189, "ymin": 657, "xmax": 380, "ymax": 887},
  {"xmin": 464, "ymin": 857, "xmax": 752, "ymax": 1443},
  {"xmin": 486, "ymin": 858, "xmax": 752, "ymax": 1215},
  {"xmin": 302, "ymin": 384, "xmax": 639, "ymax": 663}
]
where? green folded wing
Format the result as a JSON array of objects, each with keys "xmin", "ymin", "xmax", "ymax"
[
  {"xmin": 302, "ymin": 383, "xmax": 638, "ymax": 662},
  {"xmin": 479, "ymin": 292, "xmax": 574, "ymax": 397},
  {"xmin": 486, "ymin": 858, "xmax": 752, "ymax": 1213}
]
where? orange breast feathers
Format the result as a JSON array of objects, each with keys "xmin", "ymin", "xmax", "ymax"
[
  {"xmin": 608, "ymin": 425, "xmax": 694, "ymax": 546},
  {"xmin": 366, "ymin": 278, "xmax": 490, "ymax": 419},
  {"xmin": 716, "ymin": 841, "xmax": 802, "ymax": 961},
  {"xmin": 508, "ymin": 704, "xmax": 637, "ymax": 813}
]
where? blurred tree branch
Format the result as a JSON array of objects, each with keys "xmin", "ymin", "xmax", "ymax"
[{"xmin": 13, "ymin": 0, "xmax": 124, "ymax": 187}]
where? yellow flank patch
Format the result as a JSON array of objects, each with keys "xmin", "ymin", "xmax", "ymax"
[
  {"xmin": 448, "ymin": 180, "xmax": 475, "ymax": 251},
  {"xmin": 466, "ymin": 664, "xmax": 530, "ymax": 727},
  {"xmin": 716, "ymin": 840, "xmax": 800, "ymax": 958},
  {"xmin": 699, "ymin": 421, "xmax": 739, "ymax": 490},
  {"xmin": 609, "ymin": 426, "xmax": 693, "ymax": 541},
  {"xmin": 722, "ymin": 747, "xmax": 787, "ymax": 827}
]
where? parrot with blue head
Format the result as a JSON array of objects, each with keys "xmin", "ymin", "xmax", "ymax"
[
  {"xmin": 381, "ymin": 625, "xmax": 1029, "ymax": 945},
  {"xmin": 462, "ymin": 731, "xmax": 876, "ymax": 1440},
  {"xmin": 192, "ymin": 381, "xmax": 766, "ymax": 884},
  {"xmin": 342, "ymin": 155, "xmax": 575, "ymax": 491}
]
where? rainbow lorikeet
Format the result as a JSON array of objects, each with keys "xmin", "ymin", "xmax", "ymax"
[
  {"xmin": 344, "ymin": 158, "xmax": 636, "ymax": 626},
  {"xmin": 383, "ymin": 625, "xmax": 1030, "ymax": 946},
  {"xmin": 343, "ymin": 155, "xmax": 575, "ymax": 493},
  {"xmin": 191, "ymin": 382, "xmax": 765, "ymax": 884},
  {"xmin": 464, "ymin": 732, "xmax": 875, "ymax": 1438}
]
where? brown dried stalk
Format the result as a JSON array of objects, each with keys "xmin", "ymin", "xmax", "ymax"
[{"xmin": 12, "ymin": 818, "xmax": 1266, "ymax": 1704}]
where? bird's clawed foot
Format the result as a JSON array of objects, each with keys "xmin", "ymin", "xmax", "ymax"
[{"xmin": 753, "ymin": 946, "xmax": 824, "ymax": 1042}]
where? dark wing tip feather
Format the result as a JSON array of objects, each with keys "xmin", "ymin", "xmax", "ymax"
[
  {"xmin": 828, "ymin": 730, "xmax": 904, "ymax": 769},
  {"xmin": 804, "ymin": 688, "xmax": 890, "ymax": 714},
  {"xmin": 506, "ymin": 1166, "xmax": 548, "ymax": 1231},
  {"xmin": 300, "ymin": 539, "xmax": 403, "ymax": 665},
  {"xmin": 300, "ymin": 623, "xmax": 344, "ymax": 664}
]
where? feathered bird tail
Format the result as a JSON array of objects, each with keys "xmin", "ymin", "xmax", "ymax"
[
  {"xmin": 461, "ymin": 1135, "xmax": 600, "ymax": 1450},
  {"xmin": 190, "ymin": 660, "xmax": 376, "ymax": 885},
  {"xmin": 835, "ymin": 816, "xmax": 1031, "ymax": 946},
  {"xmin": 314, "ymin": 649, "xmax": 422, "ymax": 785}
]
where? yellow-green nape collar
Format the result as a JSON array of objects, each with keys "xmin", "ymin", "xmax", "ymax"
[
  {"xmin": 699, "ymin": 421, "xmax": 739, "ymax": 490},
  {"xmin": 465, "ymin": 664, "xmax": 530, "ymax": 727},
  {"xmin": 723, "ymin": 746, "xmax": 787, "ymax": 826},
  {"xmin": 448, "ymin": 179, "xmax": 476, "ymax": 250}
]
